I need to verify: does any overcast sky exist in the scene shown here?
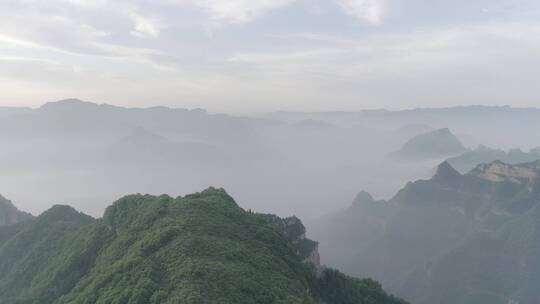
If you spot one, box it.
[1,0,539,113]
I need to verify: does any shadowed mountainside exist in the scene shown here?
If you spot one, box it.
[311,160,540,304]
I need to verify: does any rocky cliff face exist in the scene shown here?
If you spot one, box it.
[470,160,540,183]
[0,195,32,226]
[393,160,540,216]
[259,214,322,270]
[446,145,540,173]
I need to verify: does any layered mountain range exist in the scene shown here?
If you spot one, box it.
[0,188,406,304]
[3,99,540,220]
[311,159,540,304]
[0,99,433,219]
[446,145,540,173]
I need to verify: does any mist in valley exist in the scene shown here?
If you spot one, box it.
[3,100,539,220]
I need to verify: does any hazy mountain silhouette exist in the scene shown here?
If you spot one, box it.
[311,160,540,304]
[390,128,467,160]
[268,106,540,149]
[446,145,540,173]
[2,99,540,220]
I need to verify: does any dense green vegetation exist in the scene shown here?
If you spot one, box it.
[0,188,406,304]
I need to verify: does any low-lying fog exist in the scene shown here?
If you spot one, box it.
[2,99,540,220]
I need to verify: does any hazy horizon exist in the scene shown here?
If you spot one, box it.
[2,0,540,112]
[2,98,540,115]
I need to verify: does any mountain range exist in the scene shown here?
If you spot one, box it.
[1,99,540,303]
[0,99,414,218]
[311,159,540,304]
[446,145,540,173]
[0,188,406,304]
[2,99,540,221]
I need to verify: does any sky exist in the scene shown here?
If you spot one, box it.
[0,0,539,113]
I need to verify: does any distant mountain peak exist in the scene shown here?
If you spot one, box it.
[41,98,95,108]
[391,128,467,160]
[474,144,493,152]
[436,127,451,134]
[434,161,462,181]
[352,191,376,206]
[39,99,120,113]
[55,98,86,104]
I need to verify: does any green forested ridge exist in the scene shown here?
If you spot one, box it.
[0,188,406,304]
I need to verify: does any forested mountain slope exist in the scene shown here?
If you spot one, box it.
[0,188,406,304]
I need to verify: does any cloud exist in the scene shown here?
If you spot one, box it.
[1,0,540,111]
[0,56,58,65]
[171,0,297,26]
[337,0,386,24]
[222,21,540,110]
[129,13,166,39]
[0,1,178,70]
